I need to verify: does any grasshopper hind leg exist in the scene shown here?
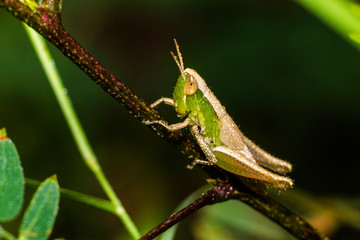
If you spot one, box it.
[213,146,293,190]
[188,126,292,190]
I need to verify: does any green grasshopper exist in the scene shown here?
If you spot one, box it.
[145,40,293,190]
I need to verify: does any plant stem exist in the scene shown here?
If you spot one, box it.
[142,182,327,240]
[25,178,115,213]
[23,25,140,239]
[160,184,213,240]
[140,182,234,240]
[0,227,17,240]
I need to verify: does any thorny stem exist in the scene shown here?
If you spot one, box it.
[0,1,326,239]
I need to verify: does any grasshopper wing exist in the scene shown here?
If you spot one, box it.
[212,146,293,190]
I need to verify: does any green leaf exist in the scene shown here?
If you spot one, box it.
[19,176,60,240]
[0,128,25,221]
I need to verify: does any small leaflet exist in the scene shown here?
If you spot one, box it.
[0,128,25,221]
[18,176,60,240]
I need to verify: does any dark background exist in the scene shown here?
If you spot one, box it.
[1,0,359,239]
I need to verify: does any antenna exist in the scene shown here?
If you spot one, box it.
[171,39,185,78]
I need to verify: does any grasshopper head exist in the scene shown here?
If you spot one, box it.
[171,40,199,117]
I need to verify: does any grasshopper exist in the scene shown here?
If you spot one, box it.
[145,40,293,190]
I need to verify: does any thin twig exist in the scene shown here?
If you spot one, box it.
[140,182,327,240]
[139,182,235,240]
[0,1,326,239]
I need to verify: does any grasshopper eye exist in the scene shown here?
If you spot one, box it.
[184,75,198,95]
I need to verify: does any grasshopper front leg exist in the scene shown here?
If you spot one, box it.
[144,97,191,131]
[150,97,174,108]
[144,117,191,131]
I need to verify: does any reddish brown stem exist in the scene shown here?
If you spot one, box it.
[0,0,205,164]
[140,182,327,240]
[139,182,235,240]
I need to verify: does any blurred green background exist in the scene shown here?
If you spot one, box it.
[1,0,360,239]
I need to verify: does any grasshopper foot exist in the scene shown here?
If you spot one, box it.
[187,159,214,169]
[186,163,195,170]
[142,120,169,127]
[142,120,152,125]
